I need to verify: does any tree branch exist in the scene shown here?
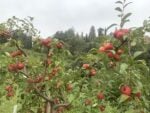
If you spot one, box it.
[14,38,55,112]
[115,39,128,51]
[15,41,27,57]
[34,86,54,104]
[20,71,54,103]
[54,103,71,109]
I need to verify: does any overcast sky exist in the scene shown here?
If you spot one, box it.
[0,0,150,37]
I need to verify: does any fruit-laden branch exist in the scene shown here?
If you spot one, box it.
[44,48,50,75]
[34,86,54,104]
[20,71,54,103]
[21,70,71,112]
[15,43,54,104]
[16,40,70,113]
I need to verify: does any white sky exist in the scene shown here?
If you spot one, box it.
[0,0,149,37]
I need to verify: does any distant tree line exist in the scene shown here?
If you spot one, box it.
[53,26,108,55]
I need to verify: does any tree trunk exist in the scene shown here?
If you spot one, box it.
[45,102,54,113]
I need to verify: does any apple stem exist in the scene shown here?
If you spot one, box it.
[15,40,27,57]
[115,39,128,51]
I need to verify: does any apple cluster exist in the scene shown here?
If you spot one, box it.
[82,64,106,111]
[82,64,97,77]
[8,49,25,72]
[40,37,52,48]
[5,85,14,97]
[8,62,24,72]
[99,42,124,61]
[40,37,64,49]
[10,50,23,57]
[113,29,129,41]
[120,85,141,99]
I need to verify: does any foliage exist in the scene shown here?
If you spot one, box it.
[115,0,132,28]
[6,16,40,37]
[0,0,150,113]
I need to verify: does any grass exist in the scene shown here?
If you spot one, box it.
[0,96,17,113]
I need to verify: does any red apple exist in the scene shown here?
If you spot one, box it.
[41,38,52,47]
[117,49,124,55]
[56,42,63,49]
[116,31,124,39]
[10,50,22,57]
[5,85,13,92]
[113,29,129,40]
[135,92,141,99]
[8,64,18,72]
[97,92,105,100]
[120,85,132,96]
[35,76,44,83]
[103,43,113,50]
[7,92,14,97]
[107,52,114,58]
[99,105,105,112]
[114,54,120,61]
[90,69,96,76]
[66,83,73,91]
[17,62,24,70]
[82,64,90,69]
[99,46,106,52]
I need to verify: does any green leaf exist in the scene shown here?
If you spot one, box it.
[13,105,18,113]
[68,94,75,102]
[92,103,98,107]
[89,48,98,54]
[120,19,130,28]
[122,13,132,21]
[109,50,116,54]
[120,63,128,74]
[115,1,123,4]
[124,2,132,8]
[4,52,10,57]
[106,24,117,31]
[124,109,136,113]
[119,94,130,103]
[118,14,122,17]
[133,51,143,58]
[115,7,122,12]
[136,80,143,89]
[131,40,136,46]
